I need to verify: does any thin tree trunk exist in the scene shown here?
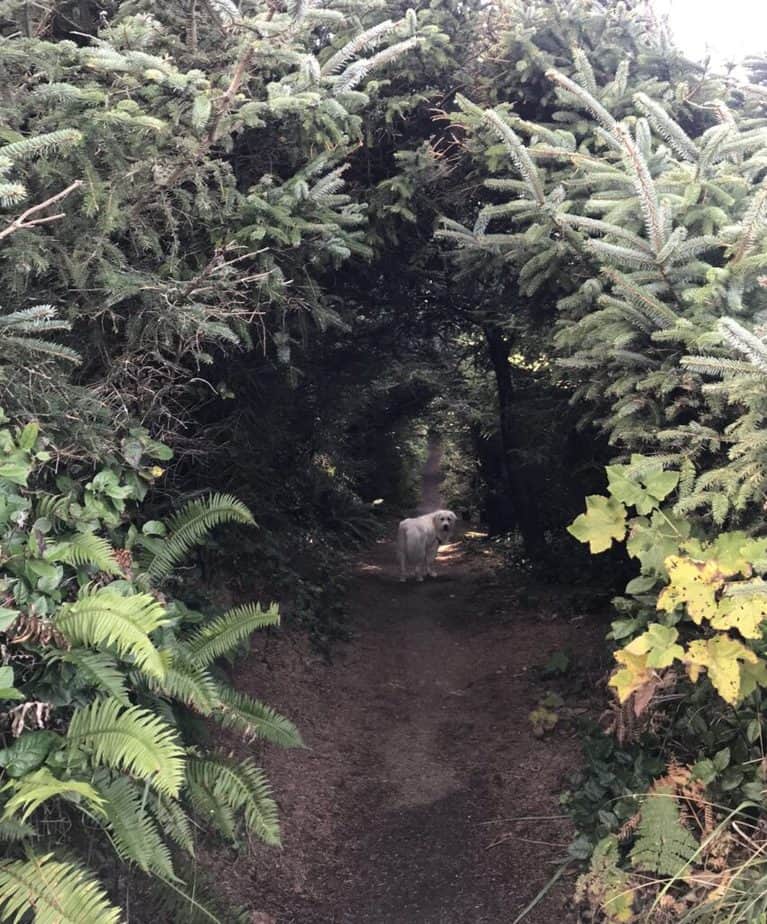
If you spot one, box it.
[483,323,545,557]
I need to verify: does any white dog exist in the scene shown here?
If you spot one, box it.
[396,509,457,582]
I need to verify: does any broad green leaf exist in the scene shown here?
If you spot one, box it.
[606,464,648,509]
[17,423,39,451]
[642,469,679,504]
[626,511,689,577]
[625,574,657,594]
[0,731,61,777]
[567,494,627,553]
[624,623,684,669]
[0,666,24,702]
[0,461,30,486]
[0,608,19,631]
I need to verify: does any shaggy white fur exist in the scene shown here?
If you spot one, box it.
[396,509,457,582]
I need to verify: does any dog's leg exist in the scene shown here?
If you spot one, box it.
[415,548,425,582]
[427,540,438,578]
[397,525,407,582]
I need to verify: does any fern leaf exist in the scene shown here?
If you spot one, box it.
[0,819,34,842]
[148,793,195,856]
[187,778,237,841]
[55,650,130,703]
[67,699,185,797]
[97,777,177,879]
[46,532,121,574]
[187,756,280,846]
[2,768,104,822]
[148,657,219,714]
[214,686,303,747]
[145,494,255,581]
[0,853,122,924]
[185,602,279,667]
[629,786,698,875]
[56,588,168,679]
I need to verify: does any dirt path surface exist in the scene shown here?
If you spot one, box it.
[205,441,603,923]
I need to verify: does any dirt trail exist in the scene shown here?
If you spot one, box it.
[205,441,603,923]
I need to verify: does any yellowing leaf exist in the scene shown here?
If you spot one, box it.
[686,635,759,705]
[657,556,723,624]
[711,593,767,639]
[568,495,627,554]
[683,531,767,578]
[610,648,653,702]
[625,623,684,669]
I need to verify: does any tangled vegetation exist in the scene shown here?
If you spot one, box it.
[2,0,767,919]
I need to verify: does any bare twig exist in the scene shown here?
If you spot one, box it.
[0,180,82,241]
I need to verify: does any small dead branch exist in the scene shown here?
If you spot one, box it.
[0,180,82,241]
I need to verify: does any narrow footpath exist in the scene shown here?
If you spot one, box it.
[204,442,603,923]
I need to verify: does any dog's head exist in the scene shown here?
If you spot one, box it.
[432,509,457,543]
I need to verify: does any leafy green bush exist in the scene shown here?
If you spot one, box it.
[0,414,301,920]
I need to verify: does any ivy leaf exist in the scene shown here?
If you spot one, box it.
[567,495,627,553]
[711,593,767,639]
[685,635,760,705]
[657,556,723,624]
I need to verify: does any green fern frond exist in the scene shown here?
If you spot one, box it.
[187,777,237,841]
[67,699,185,797]
[55,650,130,703]
[0,819,35,842]
[148,793,195,856]
[145,494,255,581]
[185,602,279,667]
[629,786,698,876]
[148,657,219,714]
[0,853,121,924]
[2,768,104,822]
[97,777,177,879]
[187,756,280,846]
[214,686,303,747]
[35,494,71,522]
[46,532,121,574]
[56,588,168,679]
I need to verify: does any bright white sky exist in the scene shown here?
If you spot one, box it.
[659,0,767,65]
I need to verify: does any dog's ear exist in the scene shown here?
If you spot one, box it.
[448,511,457,524]
[432,512,443,529]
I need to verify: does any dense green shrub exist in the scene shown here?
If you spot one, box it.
[0,414,301,919]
